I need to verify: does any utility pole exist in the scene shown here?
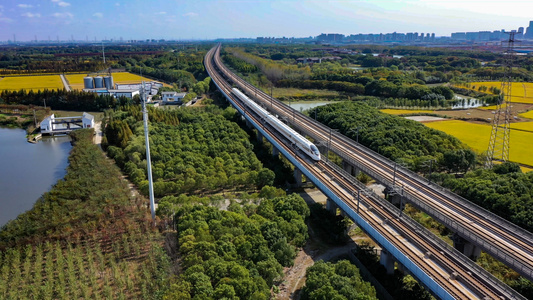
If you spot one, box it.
[270,85,273,109]
[141,82,156,225]
[102,42,106,64]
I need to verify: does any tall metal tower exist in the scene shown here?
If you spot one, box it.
[141,82,156,225]
[486,32,516,168]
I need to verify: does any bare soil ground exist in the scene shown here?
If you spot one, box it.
[432,103,533,123]
[275,189,378,299]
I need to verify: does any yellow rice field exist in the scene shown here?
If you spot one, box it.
[66,72,169,90]
[380,109,434,115]
[460,82,533,104]
[0,75,64,92]
[510,121,533,133]
[425,120,533,167]
[64,74,87,90]
[519,110,533,119]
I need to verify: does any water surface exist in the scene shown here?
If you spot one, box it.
[0,128,71,227]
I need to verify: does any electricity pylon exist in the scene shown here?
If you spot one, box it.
[486,32,517,168]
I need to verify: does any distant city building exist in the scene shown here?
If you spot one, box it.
[526,21,533,39]
[317,33,345,43]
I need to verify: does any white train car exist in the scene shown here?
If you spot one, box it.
[232,88,321,161]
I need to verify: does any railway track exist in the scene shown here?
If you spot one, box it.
[204,45,526,299]
[208,45,533,282]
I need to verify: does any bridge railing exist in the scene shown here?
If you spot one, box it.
[322,159,525,300]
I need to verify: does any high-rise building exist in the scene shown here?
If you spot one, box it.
[525,21,533,39]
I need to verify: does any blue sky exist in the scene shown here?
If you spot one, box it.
[1,0,532,41]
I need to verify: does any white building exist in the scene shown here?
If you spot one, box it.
[82,112,95,129]
[40,113,95,135]
[162,92,187,104]
[108,89,140,99]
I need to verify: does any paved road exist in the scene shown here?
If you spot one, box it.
[60,74,71,91]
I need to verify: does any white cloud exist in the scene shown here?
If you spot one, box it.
[58,2,71,7]
[18,4,33,8]
[93,12,103,18]
[51,0,60,2]
[156,12,166,15]
[183,12,198,17]
[21,12,41,18]
[53,12,73,18]
[0,11,12,23]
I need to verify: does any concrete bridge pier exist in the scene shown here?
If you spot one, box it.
[294,168,303,187]
[380,249,395,275]
[452,233,481,261]
[342,160,361,177]
[396,262,406,274]
[245,119,252,128]
[326,198,339,215]
[272,147,279,157]
[256,131,263,143]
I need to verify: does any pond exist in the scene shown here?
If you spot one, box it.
[0,128,72,227]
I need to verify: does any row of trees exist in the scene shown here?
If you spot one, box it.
[225,47,311,84]
[277,78,454,101]
[0,232,169,299]
[162,193,309,299]
[0,89,127,111]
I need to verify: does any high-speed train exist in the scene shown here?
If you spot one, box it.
[232,88,321,161]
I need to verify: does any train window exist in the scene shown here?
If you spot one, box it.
[310,145,319,155]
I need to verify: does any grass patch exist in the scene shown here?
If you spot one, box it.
[269,87,341,100]
[425,120,533,167]
[0,75,64,92]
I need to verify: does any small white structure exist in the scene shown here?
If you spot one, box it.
[40,114,54,133]
[40,112,95,135]
[82,112,94,129]
[162,92,187,104]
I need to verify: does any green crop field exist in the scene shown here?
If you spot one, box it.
[425,120,533,168]
[0,75,64,92]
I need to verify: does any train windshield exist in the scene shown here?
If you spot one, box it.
[310,145,319,155]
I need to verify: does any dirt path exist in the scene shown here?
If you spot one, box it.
[93,121,103,147]
[60,74,71,91]
[276,243,356,299]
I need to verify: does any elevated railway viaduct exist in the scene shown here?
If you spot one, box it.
[205,44,531,299]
